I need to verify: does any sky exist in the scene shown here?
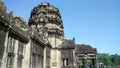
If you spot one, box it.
[3,0,120,55]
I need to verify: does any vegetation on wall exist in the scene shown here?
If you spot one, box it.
[0,0,6,11]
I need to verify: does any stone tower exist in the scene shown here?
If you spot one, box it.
[28,2,64,68]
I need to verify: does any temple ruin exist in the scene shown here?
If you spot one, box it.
[0,1,98,68]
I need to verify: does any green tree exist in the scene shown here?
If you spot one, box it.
[98,53,120,68]
[98,53,110,65]
[110,54,120,67]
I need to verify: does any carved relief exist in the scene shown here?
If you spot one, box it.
[13,16,27,31]
[28,2,64,40]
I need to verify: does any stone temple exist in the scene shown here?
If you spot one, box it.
[0,1,98,68]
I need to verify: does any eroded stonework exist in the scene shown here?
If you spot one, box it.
[0,1,98,68]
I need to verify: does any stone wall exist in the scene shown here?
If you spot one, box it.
[0,6,51,68]
[0,1,98,68]
[0,26,7,67]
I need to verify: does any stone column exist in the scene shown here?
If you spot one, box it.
[13,40,18,68]
[73,49,76,67]
[93,58,98,68]
[84,55,89,68]
[50,49,57,68]
[22,41,31,68]
[57,49,61,68]
[1,30,9,68]
[43,47,46,68]
[77,59,80,68]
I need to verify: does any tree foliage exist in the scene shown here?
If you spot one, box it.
[98,53,120,68]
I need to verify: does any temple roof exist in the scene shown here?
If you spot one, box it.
[60,39,75,49]
[75,44,97,54]
[28,2,62,25]
[28,2,63,31]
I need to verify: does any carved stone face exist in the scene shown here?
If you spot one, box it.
[13,17,27,31]
[13,18,21,27]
